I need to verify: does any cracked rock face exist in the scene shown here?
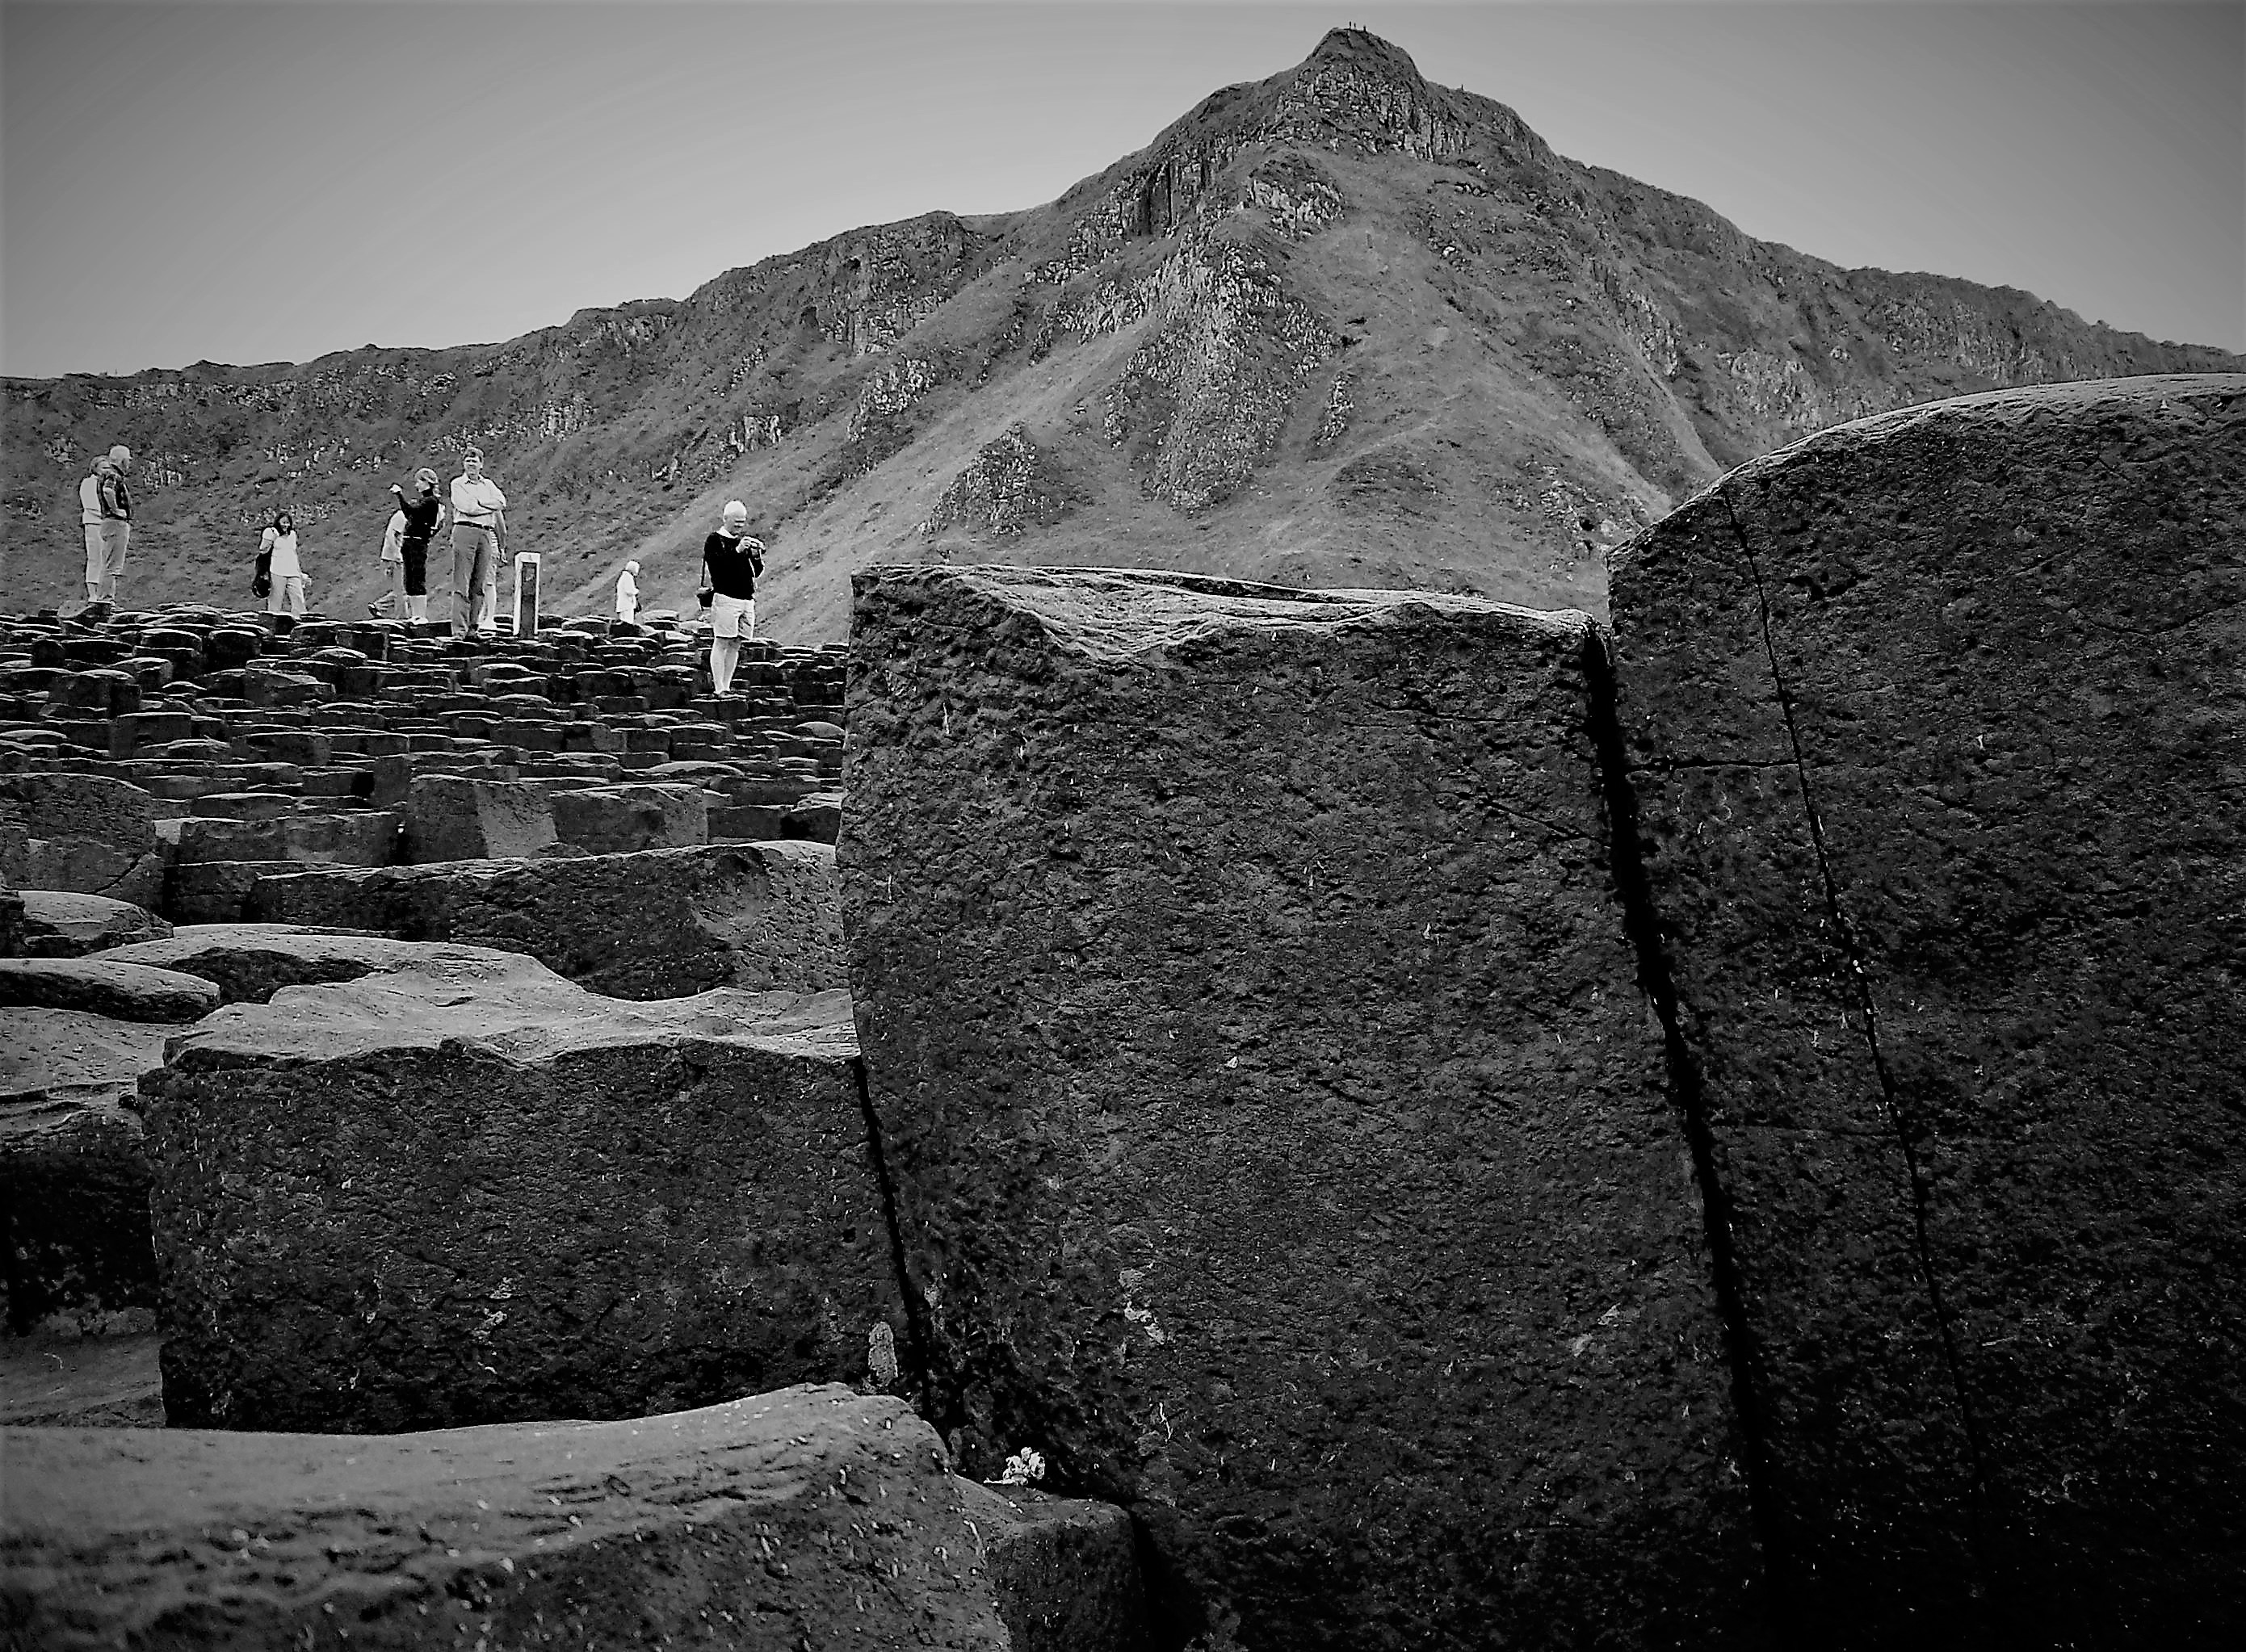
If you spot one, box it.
[141,955,902,1433]
[842,565,1759,1650]
[1607,373,2246,1645]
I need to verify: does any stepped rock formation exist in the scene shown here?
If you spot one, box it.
[838,375,2244,1647]
[6,29,2236,635]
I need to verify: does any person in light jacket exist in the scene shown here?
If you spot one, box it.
[78,447,133,606]
[260,510,308,617]
[615,560,640,625]
[447,449,507,635]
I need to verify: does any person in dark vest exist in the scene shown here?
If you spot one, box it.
[78,446,133,607]
[698,500,764,694]
[387,468,446,626]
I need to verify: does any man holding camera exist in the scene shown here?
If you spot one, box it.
[698,500,763,694]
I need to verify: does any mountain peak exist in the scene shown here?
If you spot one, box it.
[1302,25,1428,83]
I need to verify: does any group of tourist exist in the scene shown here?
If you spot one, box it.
[69,439,771,688]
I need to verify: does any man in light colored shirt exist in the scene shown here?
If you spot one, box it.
[447,448,508,635]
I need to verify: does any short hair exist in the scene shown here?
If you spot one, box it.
[107,445,131,463]
[461,447,485,463]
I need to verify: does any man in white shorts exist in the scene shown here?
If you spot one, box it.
[698,500,764,694]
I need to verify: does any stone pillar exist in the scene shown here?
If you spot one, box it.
[1607,374,2246,1644]
[843,567,1759,1649]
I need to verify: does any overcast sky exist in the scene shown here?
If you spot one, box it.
[4,0,2240,380]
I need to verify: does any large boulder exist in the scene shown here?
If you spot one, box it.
[18,889,170,958]
[1606,374,2246,1644]
[1,1006,173,1334]
[842,567,1757,1649]
[401,774,558,862]
[550,782,709,853]
[249,841,845,1000]
[2,1386,1049,1651]
[143,957,903,1432]
[0,772,162,908]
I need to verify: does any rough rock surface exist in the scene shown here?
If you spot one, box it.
[550,782,710,854]
[959,1479,1152,1652]
[102,923,502,1005]
[1606,374,2246,1646]
[843,566,1759,1649]
[250,841,844,1000]
[1,1007,172,1334]
[0,956,221,1022]
[143,957,901,1432]
[18,890,171,958]
[0,771,162,908]
[0,1328,164,1427]
[2,1386,1019,1651]
[400,774,560,862]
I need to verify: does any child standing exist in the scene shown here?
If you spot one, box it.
[371,507,407,618]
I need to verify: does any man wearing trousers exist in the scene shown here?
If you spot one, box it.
[78,446,133,606]
[447,449,507,635]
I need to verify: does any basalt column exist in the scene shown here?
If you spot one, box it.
[1606,374,2246,1647]
[843,568,1764,1651]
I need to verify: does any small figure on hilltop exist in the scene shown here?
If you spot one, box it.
[386,468,446,627]
[258,509,309,617]
[615,560,641,626]
[699,501,763,694]
[448,449,507,636]
[78,445,133,610]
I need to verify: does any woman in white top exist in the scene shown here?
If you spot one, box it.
[615,560,640,624]
[260,511,308,617]
[447,449,508,635]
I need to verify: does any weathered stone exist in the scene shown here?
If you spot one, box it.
[251,841,845,1000]
[2,1386,1021,1650]
[1606,375,2246,1643]
[103,924,481,1005]
[162,860,275,925]
[18,890,170,957]
[0,956,220,1022]
[959,1479,1152,1652]
[1,1007,171,1334]
[781,789,844,844]
[843,567,1757,1648]
[401,774,556,862]
[0,1328,163,1427]
[0,772,161,904]
[145,961,900,1432]
[549,781,708,854]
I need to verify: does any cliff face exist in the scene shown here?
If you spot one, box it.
[6,27,2236,638]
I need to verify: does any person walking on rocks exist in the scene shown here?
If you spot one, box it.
[447,449,507,635]
[78,446,133,608]
[387,468,445,626]
[259,510,309,617]
[698,501,763,694]
[615,560,641,625]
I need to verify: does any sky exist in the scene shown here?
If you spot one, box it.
[3,0,2240,380]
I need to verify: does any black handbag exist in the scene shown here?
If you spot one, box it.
[252,549,271,599]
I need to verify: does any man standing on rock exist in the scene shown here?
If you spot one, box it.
[78,446,133,609]
[698,501,763,694]
[447,449,506,635]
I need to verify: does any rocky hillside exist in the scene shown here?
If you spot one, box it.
[6,27,2237,640]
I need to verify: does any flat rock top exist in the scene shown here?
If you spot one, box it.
[0,957,220,1023]
[0,1007,174,1105]
[860,564,1591,661]
[19,890,169,945]
[103,923,522,979]
[6,1384,918,1541]
[170,958,857,1070]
